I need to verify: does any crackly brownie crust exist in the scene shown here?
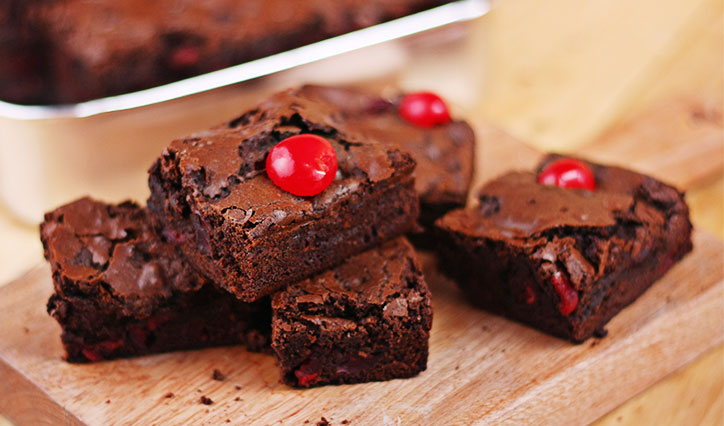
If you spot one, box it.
[435,155,692,342]
[41,197,270,362]
[296,85,476,232]
[18,0,455,104]
[148,88,419,302]
[271,237,432,387]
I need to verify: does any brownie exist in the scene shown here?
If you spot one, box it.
[271,237,432,387]
[19,0,456,104]
[435,155,693,342]
[0,1,48,105]
[297,85,476,233]
[41,197,270,363]
[148,87,419,302]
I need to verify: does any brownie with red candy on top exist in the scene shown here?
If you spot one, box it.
[435,155,692,342]
[148,87,419,302]
[296,85,476,237]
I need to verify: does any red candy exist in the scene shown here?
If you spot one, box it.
[551,271,578,316]
[524,285,536,305]
[81,339,123,362]
[266,134,338,197]
[398,92,451,128]
[538,158,596,191]
[170,45,201,68]
[294,360,320,387]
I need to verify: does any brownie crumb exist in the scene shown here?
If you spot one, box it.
[200,396,214,405]
[593,327,609,338]
[317,417,330,426]
[454,365,460,370]
[105,400,111,404]
[235,385,242,390]
[23,327,30,334]
[226,420,231,423]
[212,369,227,381]
[163,392,175,399]
[234,397,242,402]
[342,421,349,425]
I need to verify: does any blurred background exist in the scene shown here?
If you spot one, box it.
[0,0,722,424]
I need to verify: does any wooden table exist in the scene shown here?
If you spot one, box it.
[1,0,721,424]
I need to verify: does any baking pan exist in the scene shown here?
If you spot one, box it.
[0,0,489,224]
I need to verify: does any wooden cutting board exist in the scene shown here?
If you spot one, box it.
[0,99,722,426]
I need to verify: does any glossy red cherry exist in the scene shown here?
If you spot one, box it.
[538,158,596,190]
[551,271,578,316]
[266,134,338,197]
[398,92,451,128]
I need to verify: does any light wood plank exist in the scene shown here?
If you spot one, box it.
[583,96,723,190]
[0,231,721,426]
[596,344,724,426]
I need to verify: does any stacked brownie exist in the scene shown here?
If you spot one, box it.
[4,0,457,104]
[43,85,472,387]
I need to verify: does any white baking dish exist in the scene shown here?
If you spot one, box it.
[0,0,489,224]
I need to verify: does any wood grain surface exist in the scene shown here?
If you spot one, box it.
[1,0,723,424]
[0,231,721,426]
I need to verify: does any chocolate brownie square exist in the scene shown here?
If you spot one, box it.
[41,197,270,363]
[271,237,432,387]
[297,85,476,232]
[148,88,419,302]
[435,155,693,342]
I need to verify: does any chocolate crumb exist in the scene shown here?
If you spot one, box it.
[234,397,242,402]
[200,396,214,405]
[455,365,460,370]
[317,417,330,426]
[212,369,227,381]
[342,421,349,425]
[23,327,29,334]
[105,400,110,404]
[197,389,203,393]
[226,420,231,423]
[593,327,608,338]
[235,385,242,390]
[163,392,175,399]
